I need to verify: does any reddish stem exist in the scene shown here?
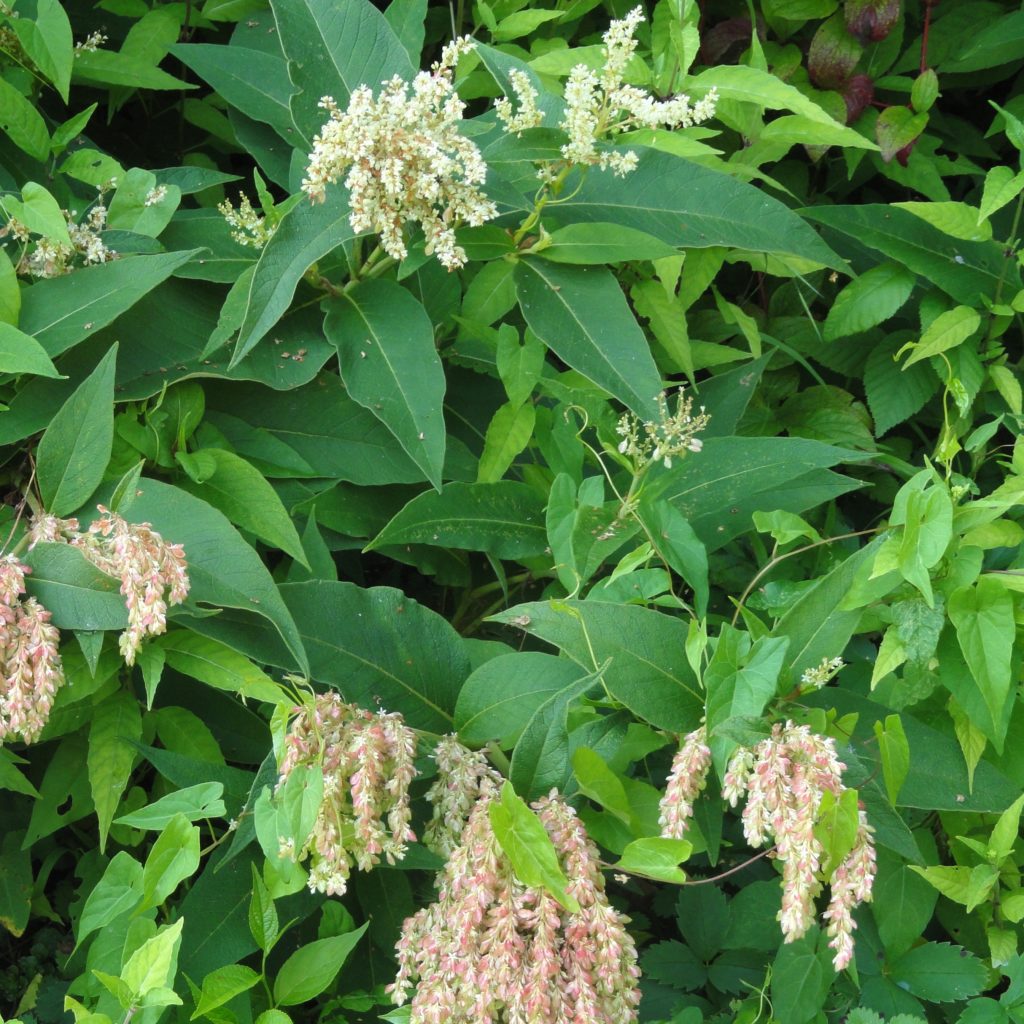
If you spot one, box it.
[920,0,937,73]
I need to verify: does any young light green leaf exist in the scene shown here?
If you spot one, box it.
[901,306,980,369]
[824,263,916,341]
[0,78,50,161]
[141,813,201,909]
[75,852,144,947]
[813,787,861,876]
[191,964,260,1020]
[159,630,286,705]
[248,864,278,952]
[121,918,185,1000]
[873,715,910,805]
[272,924,368,1006]
[988,794,1024,863]
[489,782,579,912]
[10,0,74,101]
[478,401,536,483]
[114,783,226,830]
[616,838,692,884]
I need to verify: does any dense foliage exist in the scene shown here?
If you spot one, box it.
[1,0,1023,1023]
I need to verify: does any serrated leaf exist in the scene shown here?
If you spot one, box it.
[824,263,916,341]
[889,942,987,1002]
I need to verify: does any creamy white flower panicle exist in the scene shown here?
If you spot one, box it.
[721,720,876,969]
[218,193,275,249]
[616,388,711,470]
[494,69,544,136]
[302,37,498,270]
[277,694,418,896]
[559,6,718,175]
[800,656,845,691]
[5,203,116,279]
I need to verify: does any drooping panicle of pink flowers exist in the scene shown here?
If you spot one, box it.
[277,692,417,896]
[30,506,190,665]
[658,723,711,839]
[422,735,503,858]
[0,556,65,744]
[721,720,876,969]
[391,782,641,1024]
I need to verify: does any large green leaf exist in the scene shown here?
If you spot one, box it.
[645,436,866,551]
[279,580,470,731]
[824,263,916,341]
[36,343,116,516]
[803,204,1016,306]
[324,279,446,487]
[233,189,355,364]
[270,0,413,142]
[0,322,61,378]
[273,926,368,1006]
[889,943,987,1002]
[516,259,662,418]
[557,149,844,269]
[23,543,128,631]
[368,481,548,559]
[490,601,703,732]
[119,479,308,673]
[71,49,193,90]
[204,376,425,485]
[171,44,294,137]
[18,251,200,357]
[10,0,73,101]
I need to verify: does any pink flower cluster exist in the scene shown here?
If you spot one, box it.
[722,720,876,970]
[0,556,64,744]
[658,724,711,839]
[277,693,417,896]
[392,744,641,1024]
[30,506,190,665]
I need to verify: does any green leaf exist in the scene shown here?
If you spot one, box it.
[456,652,582,746]
[0,749,38,798]
[325,279,446,488]
[141,813,201,909]
[0,322,62,378]
[76,851,143,946]
[178,448,308,566]
[18,251,200,358]
[72,49,193,90]
[0,76,50,161]
[572,747,632,823]
[516,259,661,419]
[270,0,413,141]
[272,925,368,1006]
[873,861,938,958]
[280,580,468,732]
[248,864,278,952]
[560,149,844,268]
[864,334,940,436]
[824,263,916,341]
[615,837,692,884]
[122,479,308,673]
[10,0,74,101]
[489,781,579,912]
[636,497,709,616]
[36,343,116,516]
[989,793,1024,863]
[979,165,1024,224]
[368,481,548,559]
[0,831,33,937]
[115,783,225,830]
[0,249,19,325]
[874,715,910,805]
[948,578,1015,749]
[902,306,980,369]
[478,401,536,483]
[493,8,562,40]
[159,631,285,704]
[509,666,604,799]
[876,106,928,163]
[384,0,427,63]
[490,601,703,733]
[889,943,988,1002]
[171,44,294,136]
[22,543,127,630]
[813,787,861,876]
[121,918,185,999]
[539,223,679,264]
[771,930,831,1024]
[803,204,1016,306]
[232,188,355,364]
[87,688,142,852]
[191,964,260,1020]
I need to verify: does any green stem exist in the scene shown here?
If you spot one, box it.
[995,190,1024,306]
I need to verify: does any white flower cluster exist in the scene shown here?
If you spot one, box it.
[2,203,115,279]
[301,38,498,270]
[800,656,845,691]
[616,388,710,470]
[74,30,107,54]
[495,69,543,136]
[218,193,275,249]
[561,7,718,175]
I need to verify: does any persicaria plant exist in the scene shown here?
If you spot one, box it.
[0,1,1022,1024]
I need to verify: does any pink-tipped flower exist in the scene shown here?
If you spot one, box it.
[822,810,876,969]
[391,789,641,1024]
[659,724,712,839]
[277,693,418,895]
[0,556,65,745]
